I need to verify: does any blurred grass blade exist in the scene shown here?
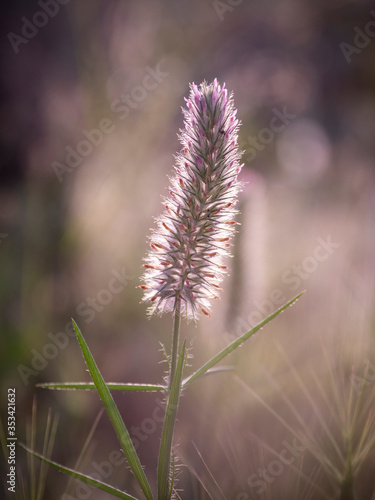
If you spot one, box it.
[183,292,304,388]
[72,319,153,500]
[157,340,187,500]
[191,442,226,500]
[20,444,139,500]
[37,382,165,392]
[36,408,59,500]
[203,366,235,377]
[26,395,37,500]
[234,375,333,498]
[65,409,104,494]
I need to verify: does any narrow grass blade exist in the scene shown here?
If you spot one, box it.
[20,444,139,500]
[181,461,215,500]
[157,340,187,500]
[203,366,236,377]
[36,408,59,500]
[276,345,345,467]
[37,382,165,392]
[191,442,226,500]
[72,319,153,500]
[65,409,104,494]
[27,396,37,500]
[183,292,304,387]
[234,376,333,499]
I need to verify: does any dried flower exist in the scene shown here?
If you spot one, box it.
[141,79,243,320]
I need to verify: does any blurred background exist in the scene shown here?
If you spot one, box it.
[1,0,375,498]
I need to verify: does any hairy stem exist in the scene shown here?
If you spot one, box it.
[169,301,181,393]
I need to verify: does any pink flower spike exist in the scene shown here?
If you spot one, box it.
[141,80,243,320]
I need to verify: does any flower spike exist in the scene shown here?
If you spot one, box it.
[141,79,243,320]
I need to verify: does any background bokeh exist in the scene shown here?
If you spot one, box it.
[1,1,375,499]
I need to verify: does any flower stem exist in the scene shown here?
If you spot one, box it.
[339,436,356,500]
[169,301,181,393]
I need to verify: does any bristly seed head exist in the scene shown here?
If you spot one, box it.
[141,79,243,320]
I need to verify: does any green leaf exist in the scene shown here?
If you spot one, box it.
[36,382,165,392]
[182,292,304,388]
[20,443,139,500]
[71,319,153,500]
[157,340,187,500]
[203,366,235,377]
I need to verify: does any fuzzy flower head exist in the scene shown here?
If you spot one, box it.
[141,79,243,320]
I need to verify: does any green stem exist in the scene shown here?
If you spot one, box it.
[169,301,181,393]
[157,341,186,500]
[339,436,355,500]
